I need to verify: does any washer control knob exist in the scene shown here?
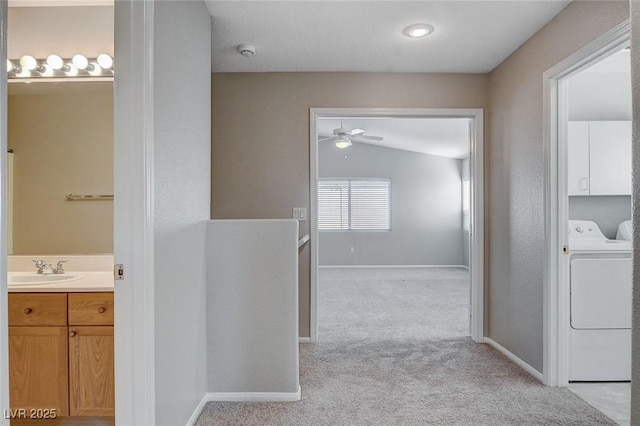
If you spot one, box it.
[576,226,584,233]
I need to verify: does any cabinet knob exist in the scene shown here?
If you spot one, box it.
[69,331,76,337]
[98,307,106,314]
[23,308,32,314]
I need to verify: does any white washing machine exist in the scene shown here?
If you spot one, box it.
[568,220,632,381]
[616,219,632,241]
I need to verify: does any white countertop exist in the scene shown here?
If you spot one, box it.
[8,271,114,293]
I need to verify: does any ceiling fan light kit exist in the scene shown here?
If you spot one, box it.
[334,138,352,149]
[318,120,384,149]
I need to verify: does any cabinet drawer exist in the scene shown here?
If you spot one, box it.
[8,294,67,326]
[68,293,114,325]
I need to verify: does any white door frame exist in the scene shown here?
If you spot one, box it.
[113,0,156,423]
[0,2,156,424]
[542,20,630,387]
[0,2,10,424]
[309,107,485,343]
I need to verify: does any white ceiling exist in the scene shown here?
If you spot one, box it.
[317,117,470,159]
[206,1,570,73]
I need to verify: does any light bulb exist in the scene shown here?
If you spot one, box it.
[88,61,103,76]
[20,55,38,71]
[97,54,113,69]
[42,64,55,77]
[403,24,435,39]
[409,28,427,37]
[335,139,352,149]
[47,54,64,70]
[72,54,89,70]
[66,63,78,76]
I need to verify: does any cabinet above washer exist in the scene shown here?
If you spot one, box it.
[568,121,631,196]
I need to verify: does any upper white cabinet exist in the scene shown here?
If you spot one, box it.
[567,120,631,196]
[568,121,590,196]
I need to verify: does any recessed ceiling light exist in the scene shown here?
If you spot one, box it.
[404,24,435,38]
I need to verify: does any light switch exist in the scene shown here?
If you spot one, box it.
[293,207,307,222]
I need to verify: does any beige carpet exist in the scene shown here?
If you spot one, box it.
[196,267,615,425]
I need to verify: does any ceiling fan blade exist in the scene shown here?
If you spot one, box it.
[357,135,384,141]
[345,128,365,136]
[318,135,337,142]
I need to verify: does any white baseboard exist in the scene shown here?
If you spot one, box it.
[208,386,301,402]
[186,393,211,426]
[299,337,311,343]
[187,387,302,424]
[483,337,543,382]
[319,264,469,269]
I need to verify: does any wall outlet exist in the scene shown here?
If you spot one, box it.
[349,247,355,254]
[293,207,307,222]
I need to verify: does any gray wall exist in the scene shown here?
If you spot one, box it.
[569,196,631,239]
[319,141,463,266]
[462,158,470,267]
[211,73,489,338]
[568,72,631,121]
[488,0,629,373]
[153,2,210,424]
[629,2,640,422]
[207,220,299,393]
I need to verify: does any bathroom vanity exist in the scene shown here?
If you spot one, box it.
[7,270,114,417]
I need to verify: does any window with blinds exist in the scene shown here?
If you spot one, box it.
[318,179,390,231]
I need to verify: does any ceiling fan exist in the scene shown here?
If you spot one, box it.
[318,120,384,149]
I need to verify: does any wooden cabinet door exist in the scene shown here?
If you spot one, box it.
[68,326,115,416]
[9,326,69,416]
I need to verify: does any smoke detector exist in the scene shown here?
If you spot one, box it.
[237,44,256,57]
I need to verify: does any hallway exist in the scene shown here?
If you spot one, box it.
[196,267,612,425]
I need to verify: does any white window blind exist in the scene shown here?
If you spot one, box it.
[318,179,390,231]
[462,180,470,232]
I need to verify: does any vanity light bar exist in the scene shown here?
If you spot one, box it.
[7,54,114,79]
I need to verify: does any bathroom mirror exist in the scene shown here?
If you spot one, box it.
[8,81,114,255]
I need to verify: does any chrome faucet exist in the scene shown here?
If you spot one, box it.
[55,261,68,274]
[33,260,53,274]
[33,260,68,274]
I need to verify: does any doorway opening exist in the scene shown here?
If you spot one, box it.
[309,108,484,344]
[4,5,115,423]
[543,18,631,425]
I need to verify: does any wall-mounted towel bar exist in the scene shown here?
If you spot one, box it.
[66,194,114,201]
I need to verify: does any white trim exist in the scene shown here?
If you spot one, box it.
[185,393,210,426]
[310,108,484,344]
[484,338,544,383]
[319,265,469,269]
[0,2,9,425]
[113,0,156,424]
[542,20,630,387]
[299,337,311,343]
[205,387,302,402]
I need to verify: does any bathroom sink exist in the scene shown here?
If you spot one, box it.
[8,273,83,286]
